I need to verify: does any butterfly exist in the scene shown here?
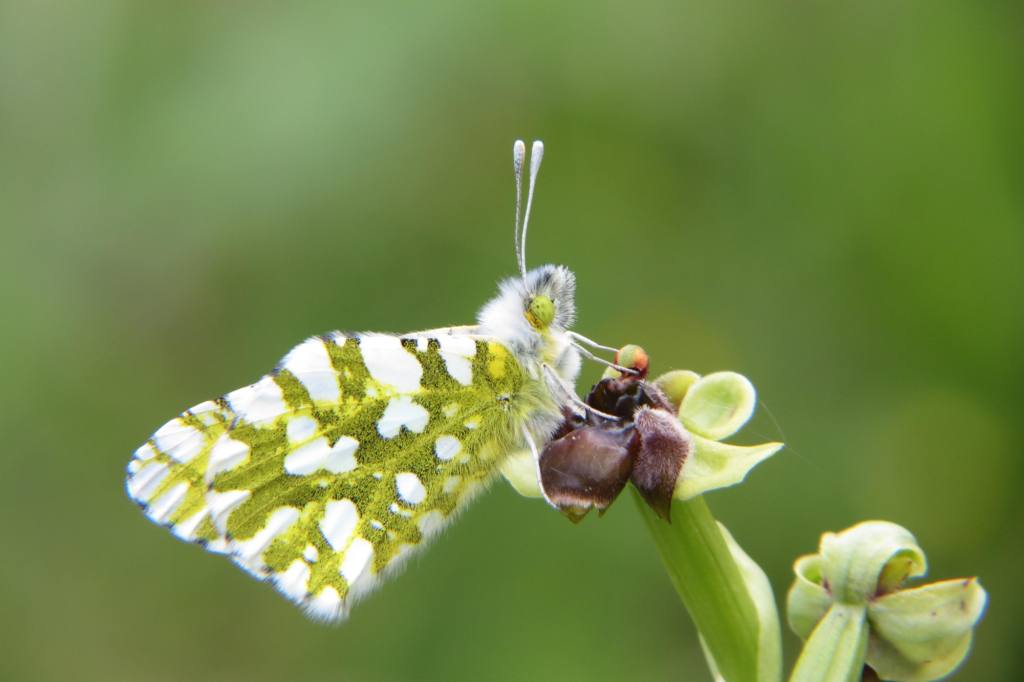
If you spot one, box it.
[125,140,640,622]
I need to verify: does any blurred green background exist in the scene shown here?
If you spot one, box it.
[1,2,1021,680]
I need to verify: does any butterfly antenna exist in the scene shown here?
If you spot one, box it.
[520,140,544,283]
[513,140,527,281]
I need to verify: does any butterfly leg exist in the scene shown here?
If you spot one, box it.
[541,364,621,422]
[567,331,620,354]
[570,342,639,376]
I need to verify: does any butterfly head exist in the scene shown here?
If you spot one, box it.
[478,264,576,350]
[510,140,576,332]
[523,264,576,331]
[477,141,578,364]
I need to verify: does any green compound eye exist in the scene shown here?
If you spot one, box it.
[525,295,555,330]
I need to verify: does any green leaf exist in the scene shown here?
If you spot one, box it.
[717,522,783,682]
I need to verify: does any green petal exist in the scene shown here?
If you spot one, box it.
[820,521,927,604]
[499,449,544,498]
[679,372,756,440]
[865,578,987,681]
[653,369,701,408]
[674,436,782,501]
[787,554,833,639]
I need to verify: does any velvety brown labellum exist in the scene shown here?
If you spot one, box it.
[630,407,691,522]
[539,360,691,523]
[539,424,639,523]
[585,377,675,419]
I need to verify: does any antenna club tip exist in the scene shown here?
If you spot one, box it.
[529,141,545,173]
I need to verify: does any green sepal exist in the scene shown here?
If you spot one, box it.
[790,602,869,682]
[866,578,987,681]
[678,371,756,440]
[674,436,783,501]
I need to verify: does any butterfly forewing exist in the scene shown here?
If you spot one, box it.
[126,331,527,621]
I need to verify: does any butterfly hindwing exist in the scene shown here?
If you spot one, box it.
[125,399,235,550]
[126,331,528,620]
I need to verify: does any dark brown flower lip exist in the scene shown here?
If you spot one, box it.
[539,365,690,523]
[539,422,639,523]
[630,406,691,522]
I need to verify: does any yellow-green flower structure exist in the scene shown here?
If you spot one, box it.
[788,521,988,682]
[501,346,785,682]
[499,354,783,511]
[658,366,781,501]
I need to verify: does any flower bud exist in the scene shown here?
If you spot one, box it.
[788,521,988,681]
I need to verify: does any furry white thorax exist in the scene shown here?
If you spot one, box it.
[477,264,581,388]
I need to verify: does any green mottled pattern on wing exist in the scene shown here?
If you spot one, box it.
[125,332,533,621]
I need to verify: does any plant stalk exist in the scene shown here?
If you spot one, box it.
[635,491,778,682]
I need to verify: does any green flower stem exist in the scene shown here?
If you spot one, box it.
[635,491,778,682]
[789,603,868,682]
